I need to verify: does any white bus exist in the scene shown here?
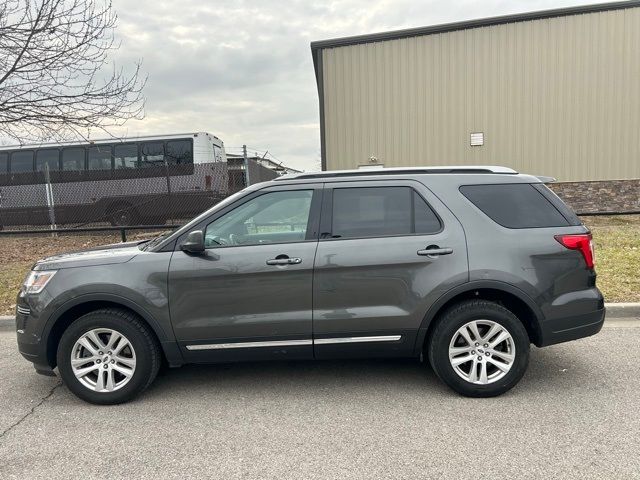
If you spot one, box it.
[0,132,230,227]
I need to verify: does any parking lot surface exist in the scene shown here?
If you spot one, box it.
[1,323,639,479]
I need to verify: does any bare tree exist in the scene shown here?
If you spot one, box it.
[0,0,145,143]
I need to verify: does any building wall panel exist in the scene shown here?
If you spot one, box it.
[321,7,640,181]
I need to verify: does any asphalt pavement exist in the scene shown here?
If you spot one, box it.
[1,321,639,479]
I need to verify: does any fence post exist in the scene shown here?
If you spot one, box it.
[44,164,57,236]
[243,144,250,186]
[120,228,127,242]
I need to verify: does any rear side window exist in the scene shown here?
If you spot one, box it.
[331,186,441,239]
[460,184,572,228]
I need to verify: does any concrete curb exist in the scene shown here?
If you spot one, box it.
[0,315,15,331]
[0,303,638,331]
[604,303,640,319]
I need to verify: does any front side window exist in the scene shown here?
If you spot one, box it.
[88,145,112,170]
[205,190,313,247]
[166,140,193,165]
[141,142,164,167]
[10,151,34,173]
[114,144,138,169]
[36,149,60,172]
[0,153,7,173]
[331,186,441,239]
[62,148,85,171]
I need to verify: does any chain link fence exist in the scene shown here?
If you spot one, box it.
[0,159,278,233]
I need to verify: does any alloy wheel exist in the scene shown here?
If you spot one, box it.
[448,320,515,385]
[70,328,137,392]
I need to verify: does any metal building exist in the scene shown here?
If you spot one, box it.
[311,1,640,181]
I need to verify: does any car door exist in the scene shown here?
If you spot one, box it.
[313,179,468,359]
[168,184,322,362]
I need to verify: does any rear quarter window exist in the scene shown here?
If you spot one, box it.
[460,183,576,229]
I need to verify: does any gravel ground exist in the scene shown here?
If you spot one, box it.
[1,323,639,479]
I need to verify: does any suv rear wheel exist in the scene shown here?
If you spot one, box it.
[428,300,530,397]
[57,309,161,405]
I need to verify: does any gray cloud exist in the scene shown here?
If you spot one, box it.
[109,0,605,171]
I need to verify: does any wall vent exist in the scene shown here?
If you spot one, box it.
[470,132,484,146]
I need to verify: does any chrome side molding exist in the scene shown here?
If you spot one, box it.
[185,335,402,351]
[314,335,402,345]
[186,339,312,351]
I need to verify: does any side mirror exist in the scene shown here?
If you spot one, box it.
[181,230,205,254]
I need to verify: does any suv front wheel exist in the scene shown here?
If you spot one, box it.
[57,309,161,405]
[428,300,530,397]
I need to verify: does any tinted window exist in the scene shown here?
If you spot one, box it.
[413,191,442,234]
[532,184,581,226]
[114,144,138,169]
[88,145,112,170]
[10,151,34,173]
[62,148,85,170]
[205,190,313,247]
[460,184,570,228]
[331,187,441,239]
[141,142,164,167]
[166,140,192,165]
[0,153,7,173]
[36,149,60,172]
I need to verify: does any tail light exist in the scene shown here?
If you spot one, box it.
[554,233,594,269]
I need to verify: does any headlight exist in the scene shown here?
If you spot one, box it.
[21,270,57,295]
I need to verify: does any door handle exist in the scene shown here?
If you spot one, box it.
[266,256,302,266]
[417,246,453,257]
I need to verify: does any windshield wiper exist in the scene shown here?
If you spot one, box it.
[140,231,170,251]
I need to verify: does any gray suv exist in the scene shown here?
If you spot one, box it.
[16,166,605,404]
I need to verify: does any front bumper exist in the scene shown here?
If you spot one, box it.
[16,302,56,376]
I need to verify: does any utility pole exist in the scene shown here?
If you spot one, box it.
[243,144,250,186]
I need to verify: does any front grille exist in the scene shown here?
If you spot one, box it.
[16,305,30,316]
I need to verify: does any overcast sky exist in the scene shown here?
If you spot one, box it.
[111,0,604,171]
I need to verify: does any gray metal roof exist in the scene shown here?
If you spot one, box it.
[310,1,640,53]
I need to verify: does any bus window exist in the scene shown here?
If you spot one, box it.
[88,145,113,170]
[62,147,85,170]
[213,145,223,162]
[141,142,164,167]
[36,149,60,172]
[114,144,138,169]
[0,153,7,173]
[166,140,193,165]
[10,151,34,173]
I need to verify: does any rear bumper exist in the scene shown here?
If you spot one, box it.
[538,307,605,347]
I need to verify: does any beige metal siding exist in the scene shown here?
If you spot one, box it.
[321,7,640,181]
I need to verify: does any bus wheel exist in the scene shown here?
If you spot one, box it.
[107,204,139,226]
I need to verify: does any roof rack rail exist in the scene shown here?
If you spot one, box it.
[275,165,518,181]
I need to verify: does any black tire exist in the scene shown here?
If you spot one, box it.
[57,308,161,405]
[427,300,530,397]
[107,203,139,226]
